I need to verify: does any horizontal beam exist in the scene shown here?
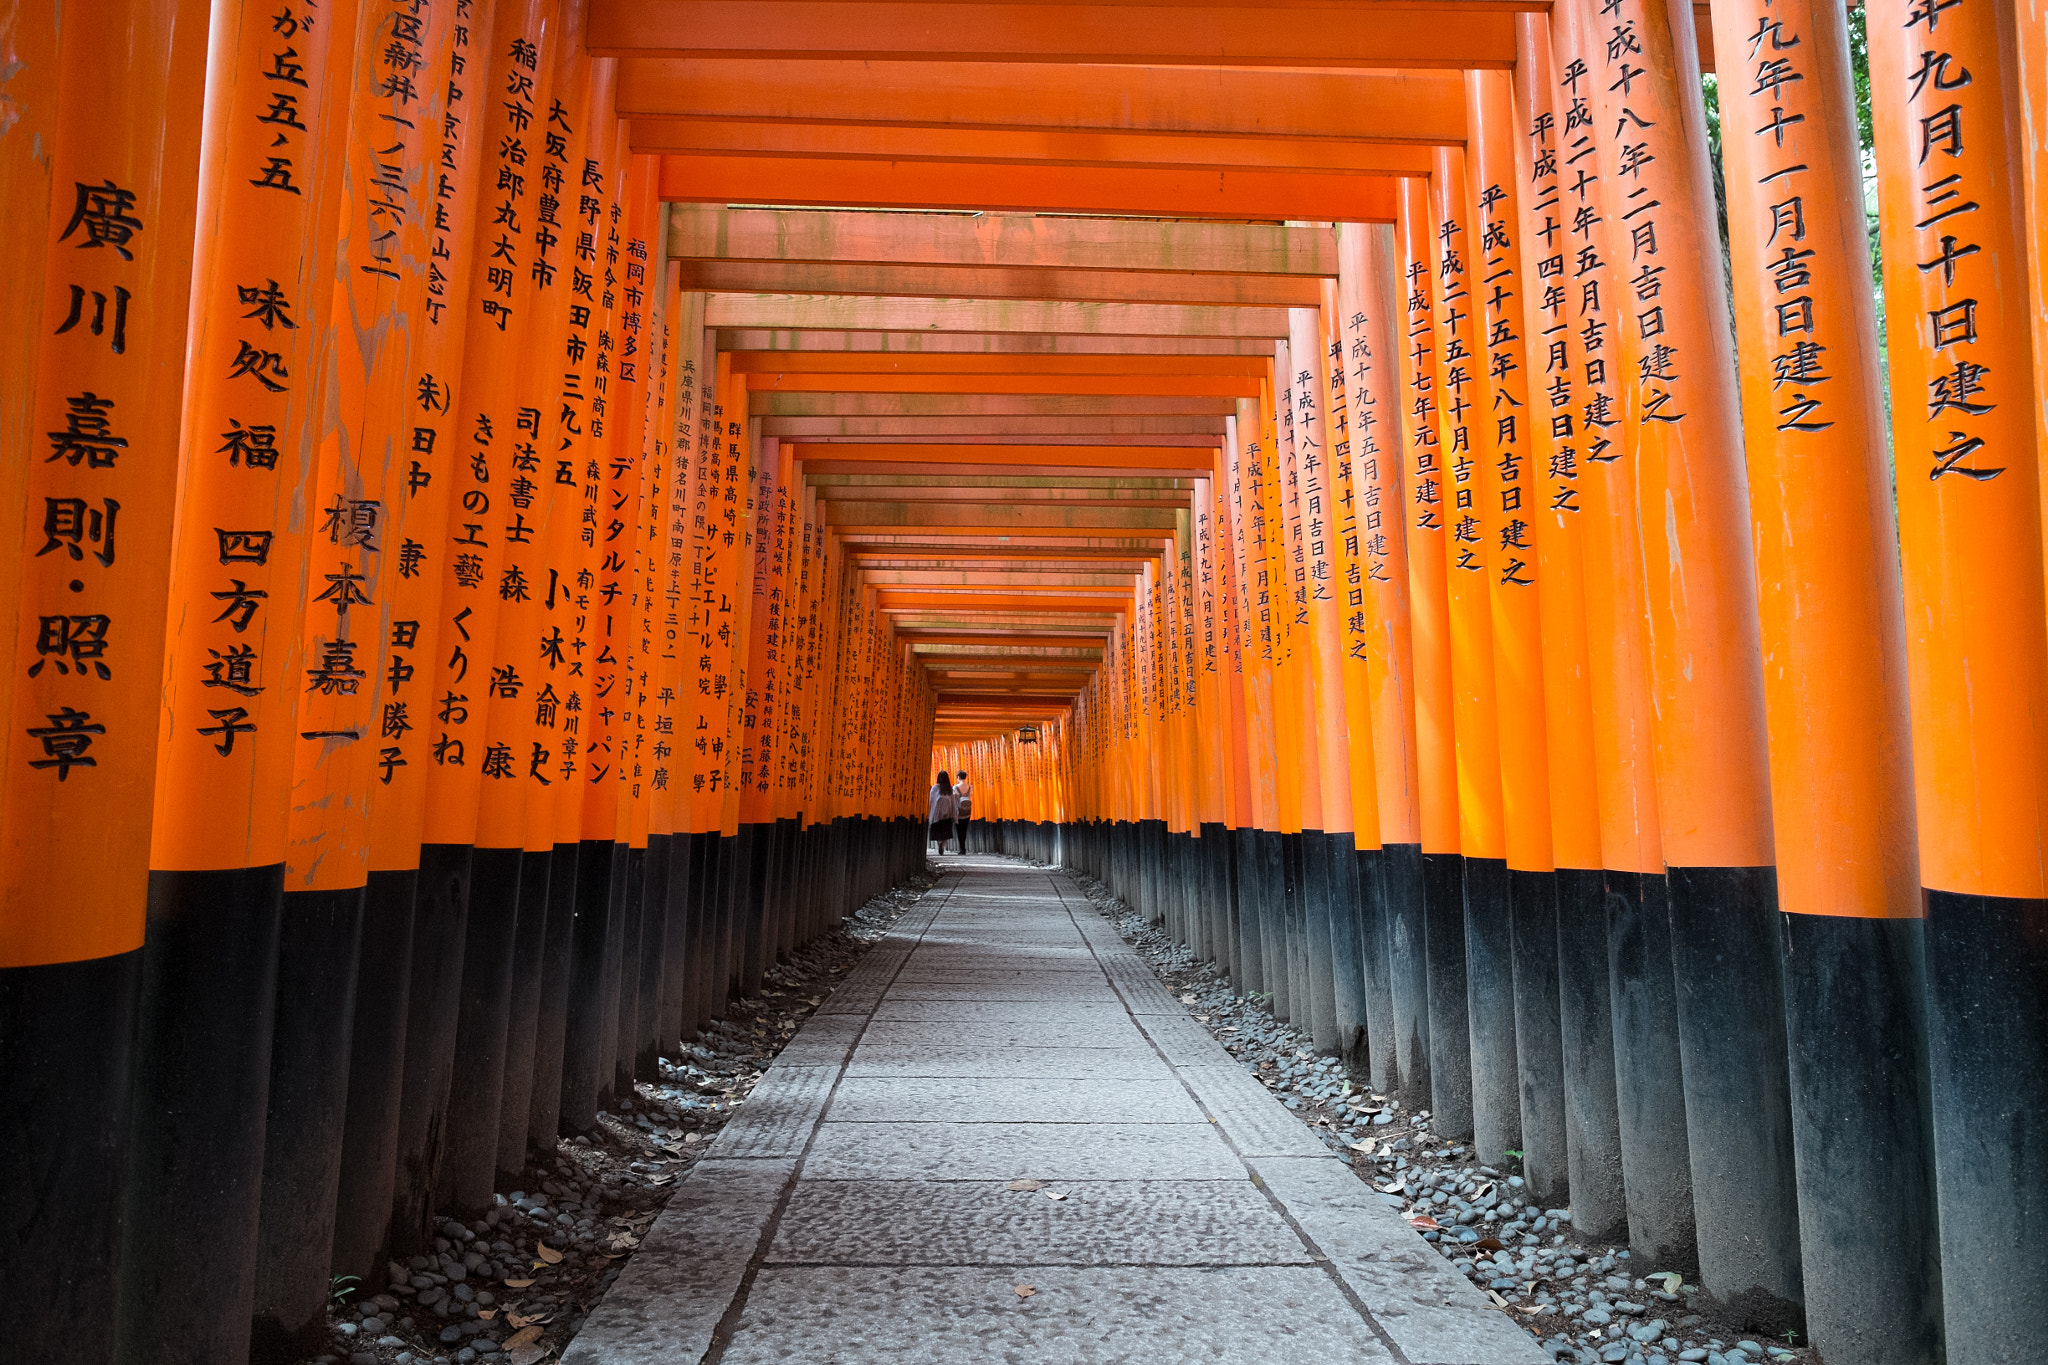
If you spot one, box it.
[658,154,1401,221]
[679,259,1320,306]
[714,330,1277,355]
[756,393,1233,417]
[617,60,1468,142]
[588,3,1520,69]
[634,119,1433,177]
[826,502,1178,530]
[902,632,1108,648]
[669,205,1339,275]
[820,486,1189,507]
[733,353,1268,376]
[747,372,1260,397]
[764,420,1224,440]
[702,293,1291,336]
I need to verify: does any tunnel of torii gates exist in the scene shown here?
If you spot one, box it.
[5,0,2048,1361]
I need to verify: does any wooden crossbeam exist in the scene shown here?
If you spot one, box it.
[702,294,1291,336]
[715,331,1279,356]
[587,2,1522,69]
[753,393,1234,417]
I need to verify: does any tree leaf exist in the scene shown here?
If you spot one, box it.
[1015,1285,1036,1298]
[504,1278,535,1289]
[536,1241,563,1265]
[1005,1179,1043,1191]
[503,1325,544,1349]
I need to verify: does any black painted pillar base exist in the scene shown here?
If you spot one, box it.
[1507,869,1566,1208]
[1463,856,1519,1164]
[1281,832,1306,1023]
[495,850,552,1181]
[606,843,645,1100]
[1257,829,1287,1018]
[1781,912,1941,1365]
[637,834,673,1079]
[526,842,581,1159]
[250,884,367,1365]
[1423,851,1472,1139]
[388,844,472,1260]
[117,864,285,1365]
[1352,843,1393,1088]
[1925,888,2048,1365]
[559,840,617,1133]
[2,948,140,1365]
[1232,825,1264,996]
[1324,832,1369,1066]
[1554,866,1625,1246]
[440,847,523,1215]
[1381,843,1430,1107]
[1666,865,1803,1333]
[1604,868,1697,1272]
[329,869,416,1284]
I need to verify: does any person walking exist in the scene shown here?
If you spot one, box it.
[927,771,958,857]
[953,771,973,852]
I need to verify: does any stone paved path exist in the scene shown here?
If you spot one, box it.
[565,856,1548,1365]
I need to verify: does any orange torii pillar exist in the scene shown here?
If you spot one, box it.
[1509,9,1629,1248]
[125,0,358,1357]
[1582,0,1803,1324]
[1434,143,1517,1161]
[1716,0,1945,1357]
[1338,225,1426,1102]
[1225,404,1283,999]
[1551,0,1698,1273]
[1468,67,1568,1207]
[1871,0,2048,1359]
[1396,174,1472,1138]
[250,0,473,1353]
[0,3,207,1360]
[326,0,498,1291]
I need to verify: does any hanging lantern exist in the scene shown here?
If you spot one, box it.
[1018,725,1039,744]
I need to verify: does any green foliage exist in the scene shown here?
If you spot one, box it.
[330,1274,361,1308]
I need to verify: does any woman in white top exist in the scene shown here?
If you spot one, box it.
[927,771,959,855]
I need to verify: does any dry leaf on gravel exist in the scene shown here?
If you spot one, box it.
[504,1325,544,1349]
[535,1241,563,1264]
[1015,1285,1036,1298]
[507,1343,551,1365]
[503,1277,535,1289]
[1005,1179,1043,1191]
[1408,1215,1440,1230]
[1042,1189,1066,1202]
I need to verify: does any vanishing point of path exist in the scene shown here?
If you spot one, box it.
[563,856,1548,1365]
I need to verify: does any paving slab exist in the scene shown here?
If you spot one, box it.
[570,855,1551,1365]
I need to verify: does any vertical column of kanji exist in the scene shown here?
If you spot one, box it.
[736,436,786,988]
[329,0,493,1288]
[1190,465,1229,975]
[528,56,620,1154]
[1552,0,1696,1273]
[1585,0,1802,1321]
[1294,304,1372,1063]
[251,0,450,1351]
[789,482,823,918]
[1716,0,1942,1356]
[1397,176,1470,1137]
[0,4,206,1360]
[1240,399,1291,1015]
[128,0,359,1355]
[1221,412,1271,995]
[1340,222,1429,1105]
[1509,8,1627,1250]
[1213,445,1256,988]
[697,358,746,1007]
[1179,505,1206,950]
[1266,356,1316,1016]
[1432,145,1515,1161]
[1328,257,1396,1097]
[392,0,550,1252]
[657,284,704,1038]
[1871,1,2048,1358]
[1468,68,1564,1208]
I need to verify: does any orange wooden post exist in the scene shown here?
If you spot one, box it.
[1507,8,1628,1248]
[328,0,498,1288]
[1580,0,1801,1321]
[396,0,554,1247]
[129,0,361,1354]
[253,0,469,1345]
[1547,0,1697,1271]
[1225,403,1282,997]
[1710,0,1943,1355]
[1467,65,1568,1207]
[1337,224,1425,1100]
[1869,1,2048,1358]
[1396,173,1470,1137]
[1432,144,1515,1161]
[0,3,208,1358]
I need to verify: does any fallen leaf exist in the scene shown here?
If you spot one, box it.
[1486,1290,1509,1309]
[1179,994,1198,1004]
[504,1325,544,1349]
[504,1277,535,1289]
[1015,1285,1036,1298]
[478,1309,497,1320]
[1649,1271,1683,1294]
[1474,1238,1505,1252]
[1349,1140,1377,1156]
[535,1241,563,1265]
[507,1343,551,1365]
[1408,1215,1440,1230]
[1376,1182,1406,1195]
[1042,1189,1067,1202]
[1006,1178,1044,1191]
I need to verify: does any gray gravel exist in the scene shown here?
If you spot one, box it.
[1068,871,1821,1365]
